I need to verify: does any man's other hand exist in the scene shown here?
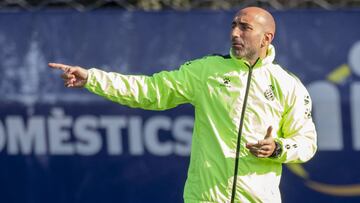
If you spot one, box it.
[246,126,276,158]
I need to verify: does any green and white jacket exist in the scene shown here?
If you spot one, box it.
[85,45,317,203]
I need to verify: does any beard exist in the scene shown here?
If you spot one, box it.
[231,44,257,61]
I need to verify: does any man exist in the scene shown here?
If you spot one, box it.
[49,6,317,203]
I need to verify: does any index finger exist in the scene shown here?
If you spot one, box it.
[48,63,71,71]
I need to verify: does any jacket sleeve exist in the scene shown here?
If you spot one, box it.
[84,60,201,110]
[273,79,317,163]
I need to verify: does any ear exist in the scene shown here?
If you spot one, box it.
[261,32,274,47]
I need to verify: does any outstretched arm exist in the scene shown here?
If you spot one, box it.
[49,60,201,110]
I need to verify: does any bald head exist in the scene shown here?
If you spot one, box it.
[230,7,276,64]
[236,7,276,36]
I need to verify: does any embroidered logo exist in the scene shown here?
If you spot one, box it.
[220,77,231,87]
[264,85,275,101]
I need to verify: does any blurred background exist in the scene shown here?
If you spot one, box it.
[0,0,359,202]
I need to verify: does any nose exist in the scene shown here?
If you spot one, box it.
[231,26,242,39]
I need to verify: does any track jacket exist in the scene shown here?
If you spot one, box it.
[84,45,317,203]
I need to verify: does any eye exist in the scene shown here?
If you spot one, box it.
[231,22,236,28]
[241,24,252,31]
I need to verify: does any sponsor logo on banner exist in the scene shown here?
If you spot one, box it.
[0,108,193,156]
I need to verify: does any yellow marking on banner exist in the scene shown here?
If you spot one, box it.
[307,181,360,196]
[326,64,351,83]
[286,163,309,179]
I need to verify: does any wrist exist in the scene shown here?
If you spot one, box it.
[270,141,282,158]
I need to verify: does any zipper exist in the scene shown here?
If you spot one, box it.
[230,58,259,203]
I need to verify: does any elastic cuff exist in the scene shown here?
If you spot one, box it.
[270,141,282,158]
[84,68,95,89]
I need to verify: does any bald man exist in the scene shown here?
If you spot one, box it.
[50,7,317,203]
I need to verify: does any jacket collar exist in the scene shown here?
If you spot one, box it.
[229,44,276,70]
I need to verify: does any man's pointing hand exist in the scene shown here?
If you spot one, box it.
[49,63,88,88]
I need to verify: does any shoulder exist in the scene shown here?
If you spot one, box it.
[177,54,231,81]
[269,63,310,101]
[185,54,230,64]
[203,54,232,63]
[267,63,310,100]
[180,53,231,71]
[269,63,305,87]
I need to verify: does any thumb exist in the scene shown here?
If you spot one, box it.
[264,126,273,139]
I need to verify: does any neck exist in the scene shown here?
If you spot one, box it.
[247,57,259,66]
[248,47,267,65]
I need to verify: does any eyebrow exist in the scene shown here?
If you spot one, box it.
[232,20,252,28]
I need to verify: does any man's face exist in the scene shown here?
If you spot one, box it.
[230,12,265,60]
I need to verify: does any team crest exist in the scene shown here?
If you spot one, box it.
[264,85,275,101]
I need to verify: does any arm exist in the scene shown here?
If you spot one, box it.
[49,61,201,110]
[274,80,318,163]
[245,80,317,162]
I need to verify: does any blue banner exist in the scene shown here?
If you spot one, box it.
[0,9,360,203]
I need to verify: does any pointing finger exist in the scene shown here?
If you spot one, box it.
[48,63,72,71]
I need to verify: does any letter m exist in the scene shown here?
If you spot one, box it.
[6,116,46,155]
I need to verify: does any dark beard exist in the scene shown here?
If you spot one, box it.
[232,46,257,62]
